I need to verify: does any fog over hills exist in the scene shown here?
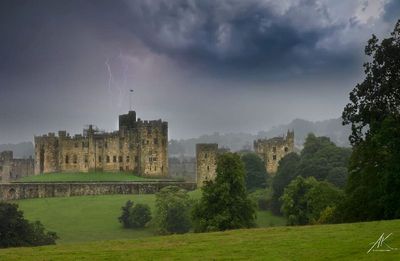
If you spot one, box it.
[169,118,351,157]
[0,118,350,159]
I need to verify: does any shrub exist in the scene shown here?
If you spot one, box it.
[155,186,192,235]
[0,202,58,248]
[118,200,151,228]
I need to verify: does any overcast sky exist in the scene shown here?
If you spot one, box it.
[0,0,399,143]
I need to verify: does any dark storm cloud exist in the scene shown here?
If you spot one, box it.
[124,0,356,78]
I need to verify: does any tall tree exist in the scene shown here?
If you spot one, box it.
[241,152,268,191]
[341,20,400,221]
[192,153,256,232]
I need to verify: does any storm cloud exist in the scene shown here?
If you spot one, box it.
[0,0,399,143]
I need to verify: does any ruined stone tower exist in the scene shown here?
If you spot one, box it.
[196,144,218,187]
[34,111,168,177]
[0,151,34,183]
[254,130,294,175]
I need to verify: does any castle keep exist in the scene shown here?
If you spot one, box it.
[196,144,219,187]
[254,130,294,175]
[34,111,168,177]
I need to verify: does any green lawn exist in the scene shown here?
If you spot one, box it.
[0,219,399,260]
[14,191,285,244]
[15,172,159,182]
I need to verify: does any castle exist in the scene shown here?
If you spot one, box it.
[254,130,294,174]
[0,151,34,183]
[34,111,168,177]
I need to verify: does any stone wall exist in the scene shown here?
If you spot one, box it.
[0,181,196,201]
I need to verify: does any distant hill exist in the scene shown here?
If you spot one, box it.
[169,118,351,156]
[0,142,34,159]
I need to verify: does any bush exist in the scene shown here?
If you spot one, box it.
[118,200,151,229]
[249,189,271,211]
[155,186,192,235]
[0,202,58,248]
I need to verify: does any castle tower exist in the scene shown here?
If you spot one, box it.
[254,130,295,175]
[196,144,218,187]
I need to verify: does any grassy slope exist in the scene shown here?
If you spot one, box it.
[0,220,399,260]
[15,172,155,182]
[15,191,285,244]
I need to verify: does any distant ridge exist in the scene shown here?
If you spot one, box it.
[0,142,34,158]
[169,118,351,156]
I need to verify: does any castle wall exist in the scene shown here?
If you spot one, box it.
[0,181,196,201]
[196,144,218,187]
[254,131,294,175]
[0,151,34,182]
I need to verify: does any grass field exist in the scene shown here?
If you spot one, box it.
[15,172,158,182]
[15,191,285,244]
[0,219,399,260]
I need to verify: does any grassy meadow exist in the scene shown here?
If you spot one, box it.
[0,219,399,260]
[15,172,159,183]
[14,190,285,244]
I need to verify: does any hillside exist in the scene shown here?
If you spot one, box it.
[169,118,351,156]
[0,219,399,260]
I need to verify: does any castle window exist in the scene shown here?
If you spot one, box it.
[113,156,117,163]
[154,138,158,145]
[106,156,110,163]
[207,166,210,171]
[273,146,276,153]
[272,155,277,161]
[119,142,123,149]
[205,153,208,159]
[126,156,130,162]
[73,155,77,164]
[65,155,69,164]
[119,156,123,163]
[98,156,102,162]
[84,155,88,163]
[147,140,149,145]
[284,147,289,152]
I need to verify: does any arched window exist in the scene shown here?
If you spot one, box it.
[65,155,69,164]
[73,155,78,164]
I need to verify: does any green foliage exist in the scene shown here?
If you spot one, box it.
[155,186,192,235]
[249,189,271,211]
[118,200,151,229]
[241,153,268,190]
[270,153,301,214]
[341,20,400,222]
[281,176,344,225]
[270,134,350,215]
[192,153,256,232]
[0,202,57,248]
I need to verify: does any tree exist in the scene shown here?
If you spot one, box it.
[280,176,343,225]
[155,186,192,235]
[341,20,400,221]
[241,152,267,191]
[192,153,256,232]
[118,200,152,229]
[270,153,300,215]
[0,202,58,248]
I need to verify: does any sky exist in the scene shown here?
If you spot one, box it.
[0,0,399,143]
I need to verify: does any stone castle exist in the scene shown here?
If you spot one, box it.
[0,151,34,183]
[254,130,294,174]
[34,111,168,177]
